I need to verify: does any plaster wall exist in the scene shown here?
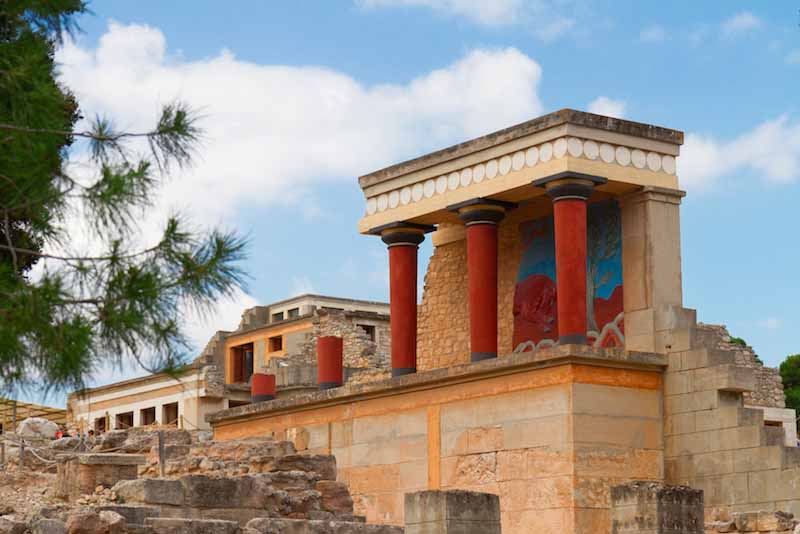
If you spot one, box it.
[212,353,664,534]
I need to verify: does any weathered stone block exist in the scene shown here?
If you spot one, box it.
[30,519,67,534]
[114,478,185,506]
[610,481,704,533]
[272,455,337,481]
[404,490,501,534]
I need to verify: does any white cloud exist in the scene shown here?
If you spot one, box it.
[757,317,783,331]
[57,22,543,229]
[356,0,576,40]
[640,24,666,43]
[587,96,626,118]
[787,49,800,65]
[721,11,762,37]
[680,115,800,191]
[52,23,545,374]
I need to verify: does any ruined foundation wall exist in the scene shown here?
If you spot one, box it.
[212,350,664,534]
[294,310,391,370]
[697,323,785,408]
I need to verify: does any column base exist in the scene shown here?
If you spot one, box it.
[318,381,342,390]
[252,394,275,403]
[471,352,497,362]
[558,334,588,345]
[392,367,416,378]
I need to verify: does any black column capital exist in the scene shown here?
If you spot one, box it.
[369,221,435,247]
[447,198,517,225]
[532,172,607,201]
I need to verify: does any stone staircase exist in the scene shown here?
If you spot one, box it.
[664,321,800,518]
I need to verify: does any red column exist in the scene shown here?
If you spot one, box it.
[467,223,498,360]
[388,243,418,376]
[317,336,343,389]
[450,199,512,362]
[251,373,276,402]
[552,198,588,344]
[376,223,431,377]
[533,172,606,345]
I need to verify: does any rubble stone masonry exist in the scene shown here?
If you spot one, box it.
[296,310,391,371]
[417,213,528,371]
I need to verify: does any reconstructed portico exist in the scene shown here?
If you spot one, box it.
[360,109,683,364]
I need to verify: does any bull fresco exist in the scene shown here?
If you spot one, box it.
[512,199,624,351]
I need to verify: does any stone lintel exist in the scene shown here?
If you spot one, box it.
[207,344,666,425]
[360,109,684,189]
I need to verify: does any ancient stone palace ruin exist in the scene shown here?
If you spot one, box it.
[203,109,800,533]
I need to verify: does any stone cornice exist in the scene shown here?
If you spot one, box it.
[207,345,666,426]
[362,134,679,221]
[359,109,684,190]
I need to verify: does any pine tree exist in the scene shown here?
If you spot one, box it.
[0,1,247,395]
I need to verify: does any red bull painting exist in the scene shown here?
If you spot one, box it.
[512,199,624,351]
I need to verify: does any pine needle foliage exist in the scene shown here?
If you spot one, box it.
[0,1,248,395]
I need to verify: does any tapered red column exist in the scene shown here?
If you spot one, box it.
[534,172,607,344]
[317,335,343,389]
[251,373,276,402]
[449,199,514,362]
[374,222,434,377]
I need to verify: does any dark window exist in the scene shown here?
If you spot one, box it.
[94,417,106,433]
[287,307,300,318]
[115,412,133,429]
[358,324,376,341]
[231,343,254,383]
[269,336,283,352]
[162,403,179,426]
[229,400,251,408]
[271,312,284,322]
[140,407,156,426]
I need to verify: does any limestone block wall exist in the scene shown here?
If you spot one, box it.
[211,348,665,534]
[663,318,800,520]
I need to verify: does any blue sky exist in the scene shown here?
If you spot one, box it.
[25,1,800,403]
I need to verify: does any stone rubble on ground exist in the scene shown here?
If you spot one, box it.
[2,427,404,533]
[705,510,798,533]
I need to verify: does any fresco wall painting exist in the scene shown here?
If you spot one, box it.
[512,200,624,352]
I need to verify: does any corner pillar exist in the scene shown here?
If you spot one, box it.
[372,222,435,377]
[620,187,695,353]
[448,198,515,362]
[534,172,606,344]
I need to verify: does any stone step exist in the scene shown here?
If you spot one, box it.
[245,517,404,534]
[782,445,800,468]
[739,407,765,427]
[95,504,161,526]
[762,426,786,447]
